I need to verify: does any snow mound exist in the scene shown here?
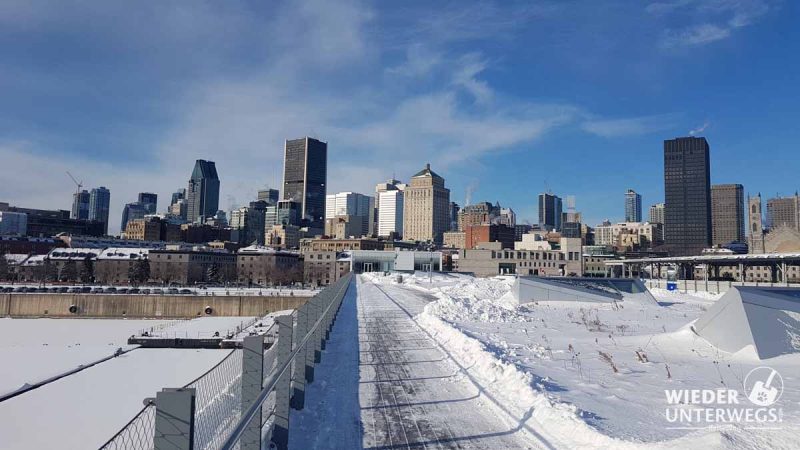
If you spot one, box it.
[427,277,528,323]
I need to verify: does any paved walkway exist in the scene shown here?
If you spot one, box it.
[291,276,540,449]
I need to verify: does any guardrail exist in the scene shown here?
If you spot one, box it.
[99,273,353,450]
[644,278,798,294]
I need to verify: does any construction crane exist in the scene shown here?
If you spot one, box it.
[66,171,83,194]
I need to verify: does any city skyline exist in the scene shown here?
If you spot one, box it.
[2,1,799,233]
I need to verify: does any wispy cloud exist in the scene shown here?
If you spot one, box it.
[653,0,772,48]
[581,114,678,138]
[689,121,711,135]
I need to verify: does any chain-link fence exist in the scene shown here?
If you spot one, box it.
[100,274,352,450]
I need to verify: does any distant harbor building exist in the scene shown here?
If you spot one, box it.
[186,159,220,224]
[378,190,404,238]
[71,190,90,220]
[711,184,745,245]
[403,164,451,244]
[624,189,642,222]
[283,137,327,230]
[88,186,111,235]
[663,137,712,255]
[538,192,563,231]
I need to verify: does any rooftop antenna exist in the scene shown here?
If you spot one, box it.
[66,171,83,194]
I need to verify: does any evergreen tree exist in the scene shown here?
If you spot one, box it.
[0,253,9,281]
[80,257,94,283]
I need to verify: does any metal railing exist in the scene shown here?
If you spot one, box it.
[99,273,352,450]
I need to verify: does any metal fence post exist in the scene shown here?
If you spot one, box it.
[308,294,322,369]
[241,335,264,450]
[290,302,309,410]
[271,314,293,450]
[153,388,196,450]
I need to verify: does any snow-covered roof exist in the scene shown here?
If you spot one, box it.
[3,254,30,264]
[238,245,298,256]
[47,248,101,260]
[619,252,800,264]
[21,255,46,266]
[97,248,149,260]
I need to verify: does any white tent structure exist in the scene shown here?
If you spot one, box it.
[692,287,800,359]
[511,277,657,305]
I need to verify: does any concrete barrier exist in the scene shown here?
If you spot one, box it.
[0,293,310,318]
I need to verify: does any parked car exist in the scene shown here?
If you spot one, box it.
[179,289,193,295]
[91,287,105,293]
[81,287,92,293]
[104,287,117,293]
[140,288,150,295]
[13,287,26,293]
[48,287,59,293]
[57,287,69,293]
[68,287,82,293]
[117,288,129,294]
[152,289,163,295]
[128,288,140,294]
[167,288,179,294]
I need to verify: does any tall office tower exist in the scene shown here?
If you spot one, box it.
[282,137,327,230]
[120,202,147,233]
[624,189,642,222]
[458,202,496,230]
[766,194,800,231]
[71,190,90,220]
[664,136,712,255]
[649,203,665,224]
[186,159,220,224]
[171,188,186,206]
[403,164,450,244]
[244,201,267,245]
[325,192,373,236]
[538,192,563,231]
[449,202,460,231]
[229,206,248,230]
[88,186,111,235]
[748,194,765,254]
[378,190,404,237]
[711,184,745,245]
[265,200,302,228]
[257,188,280,206]
[375,179,405,237]
[138,193,158,215]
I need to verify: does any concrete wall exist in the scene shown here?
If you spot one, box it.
[0,293,309,318]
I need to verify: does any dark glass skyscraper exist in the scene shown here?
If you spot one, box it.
[664,137,712,255]
[187,160,220,224]
[88,186,110,235]
[71,190,90,220]
[624,189,642,222]
[138,192,158,215]
[282,137,327,229]
[538,192,562,231]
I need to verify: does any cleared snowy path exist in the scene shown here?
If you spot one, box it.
[290,276,544,449]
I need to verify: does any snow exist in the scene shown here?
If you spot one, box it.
[0,348,227,449]
[364,272,800,449]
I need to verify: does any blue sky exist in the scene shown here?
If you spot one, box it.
[1,0,798,233]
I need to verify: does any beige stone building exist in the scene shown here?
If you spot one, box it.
[402,164,450,244]
[442,231,465,249]
[236,246,302,286]
[265,224,301,249]
[711,184,745,245]
[303,251,351,287]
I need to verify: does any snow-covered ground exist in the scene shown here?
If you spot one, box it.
[364,272,800,449]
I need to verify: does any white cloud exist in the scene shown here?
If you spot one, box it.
[653,0,772,48]
[581,114,678,138]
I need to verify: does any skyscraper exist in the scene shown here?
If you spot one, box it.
[138,192,158,215]
[403,164,450,243]
[120,202,147,233]
[88,186,111,235]
[257,188,279,206]
[649,203,665,225]
[71,190,90,220]
[186,160,220,224]
[766,194,800,231]
[624,189,642,222]
[538,193,563,231]
[378,190,404,238]
[282,137,327,230]
[711,184,745,245]
[376,179,406,237]
[664,137,712,255]
[171,188,186,206]
[325,192,374,237]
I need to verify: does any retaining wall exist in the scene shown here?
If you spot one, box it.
[0,294,310,318]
